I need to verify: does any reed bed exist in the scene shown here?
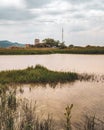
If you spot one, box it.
[0,65,78,85]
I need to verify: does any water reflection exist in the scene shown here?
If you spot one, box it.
[17,81,104,123]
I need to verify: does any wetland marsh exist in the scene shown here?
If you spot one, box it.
[0,54,104,130]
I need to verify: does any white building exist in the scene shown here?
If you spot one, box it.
[34,39,40,45]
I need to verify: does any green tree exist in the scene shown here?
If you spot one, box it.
[42,38,60,47]
[59,42,67,49]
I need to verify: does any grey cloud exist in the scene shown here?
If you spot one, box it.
[46,10,62,15]
[70,24,89,32]
[64,0,102,12]
[65,0,104,11]
[72,13,86,19]
[43,8,79,16]
[44,10,66,16]
[25,0,53,8]
[71,27,87,32]
[84,2,104,11]
[0,7,36,21]
[64,0,93,4]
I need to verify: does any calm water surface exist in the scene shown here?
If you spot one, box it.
[0,54,104,74]
[17,81,104,123]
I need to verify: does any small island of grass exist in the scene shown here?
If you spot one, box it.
[0,65,79,85]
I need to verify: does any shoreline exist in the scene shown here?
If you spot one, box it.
[0,47,104,55]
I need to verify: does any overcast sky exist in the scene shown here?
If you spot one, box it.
[0,0,104,46]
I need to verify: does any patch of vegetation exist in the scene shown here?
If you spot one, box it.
[0,65,78,85]
[0,86,55,130]
[0,86,104,130]
[0,45,104,55]
[64,104,73,130]
[75,115,104,130]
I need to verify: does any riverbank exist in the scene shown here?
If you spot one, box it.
[0,46,104,55]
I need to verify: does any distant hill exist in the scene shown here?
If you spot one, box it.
[0,40,25,48]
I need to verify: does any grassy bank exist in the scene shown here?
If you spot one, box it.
[0,65,78,85]
[0,46,104,55]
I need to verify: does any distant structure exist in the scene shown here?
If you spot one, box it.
[26,44,31,48]
[62,27,64,43]
[34,39,40,45]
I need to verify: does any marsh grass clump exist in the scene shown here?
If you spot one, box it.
[0,65,78,85]
[78,73,95,81]
[78,73,104,82]
[64,104,73,130]
[17,100,55,130]
[0,87,17,130]
[75,115,104,130]
[0,87,55,130]
[20,108,54,130]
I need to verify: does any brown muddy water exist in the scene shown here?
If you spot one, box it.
[0,54,104,129]
[0,54,104,74]
[17,81,104,123]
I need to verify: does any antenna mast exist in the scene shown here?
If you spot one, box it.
[62,27,64,43]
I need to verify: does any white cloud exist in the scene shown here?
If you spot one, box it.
[0,0,26,8]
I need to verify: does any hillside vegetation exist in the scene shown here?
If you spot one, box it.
[0,40,24,48]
